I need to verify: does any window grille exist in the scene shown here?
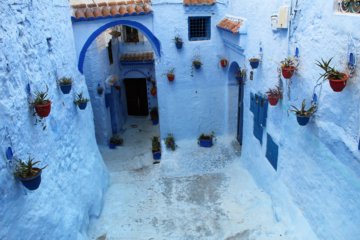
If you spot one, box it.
[188,17,211,41]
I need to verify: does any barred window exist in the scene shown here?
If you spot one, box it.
[188,17,211,41]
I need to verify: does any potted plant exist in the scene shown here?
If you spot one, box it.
[14,157,47,190]
[58,77,72,94]
[316,58,350,92]
[174,35,183,49]
[290,100,317,126]
[220,58,228,68]
[235,69,247,82]
[249,57,260,69]
[266,86,282,106]
[150,86,157,96]
[152,136,161,163]
[32,90,51,118]
[109,136,123,149]
[192,56,202,70]
[165,134,176,151]
[74,92,89,110]
[114,85,121,91]
[167,68,175,82]
[281,57,297,79]
[198,132,215,148]
[97,84,104,95]
[150,107,159,125]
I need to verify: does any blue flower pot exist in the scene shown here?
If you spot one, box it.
[109,143,117,149]
[199,138,213,148]
[153,151,161,160]
[250,60,260,69]
[152,119,159,125]
[296,115,310,126]
[19,169,42,190]
[176,42,183,49]
[78,102,87,110]
[194,63,202,69]
[60,84,72,94]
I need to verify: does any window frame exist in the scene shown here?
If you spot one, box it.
[188,16,211,41]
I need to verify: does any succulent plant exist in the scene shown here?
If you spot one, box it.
[290,100,317,117]
[281,57,298,68]
[316,58,347,81]
[266,86,282,98]
[58,77,72,85]
[14,157,47,179]
[165,134,176,151]
[74,92,89,105]
[152,136,161,152]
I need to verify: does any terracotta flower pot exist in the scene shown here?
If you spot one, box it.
[268,96,279,106]
[282,66,296,79]
[34,101,51,118]
[151,87,157,96]
[167,74,175,82]
[220,59,228,68]
[328,74,349,92]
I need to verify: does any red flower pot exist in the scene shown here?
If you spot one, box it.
[282,66,296,79]
[220,59,228,68]
[167,74,175,82]
[150,87,157,96]
[114,85,121,91]
[328,74,349,92]
[268,96,279,106]
[34,101,51,118]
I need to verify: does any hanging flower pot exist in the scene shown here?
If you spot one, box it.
[296,115,311,126]
[167,74,175,82]
[290,100,317,126]
[328,74,349,92]
[114,85,121,91]
[34,101,51,118]
[150,87,157,96]
[193,60,202,69]
[220,59,228,68]
[235,69,246,82]
[198,133,215,148]
[74,92,89,110]
[150,107,159,125]
[249,58,260,69]
[316,58,350,92]
[14,157,47,191]
[266,86,282,106]
[97,85,104,95]
[166,68,175,82]
[280,57,298,79]
[174,35,183,49]
[281,66,296,79]
[58,77,73,94]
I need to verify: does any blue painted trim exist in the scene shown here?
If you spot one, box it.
[266,134,278,171]
[78,20,161,74]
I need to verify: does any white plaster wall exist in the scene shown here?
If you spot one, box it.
[228,0,360,239]
[0,1,108,239]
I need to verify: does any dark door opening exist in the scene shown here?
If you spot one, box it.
[237,80,244,145]
[124,78,149,116]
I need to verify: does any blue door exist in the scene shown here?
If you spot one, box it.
[237,81,244,145]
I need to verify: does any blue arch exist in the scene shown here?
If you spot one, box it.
[78,20,161,74]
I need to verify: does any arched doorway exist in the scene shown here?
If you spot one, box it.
[75,20,162,146]
[77,20,161,74]
[228,61,245,145]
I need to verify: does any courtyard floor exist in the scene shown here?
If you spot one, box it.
[88,117,311,240]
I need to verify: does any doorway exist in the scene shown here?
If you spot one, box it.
[237,80,244,145]
[124,78,149,116]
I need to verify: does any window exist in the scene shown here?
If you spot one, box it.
[188,16,211,41]
[107,41,113,65]
[123,26,140,43]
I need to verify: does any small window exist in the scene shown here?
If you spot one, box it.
[123,26,139,43]
[188,16,211,41]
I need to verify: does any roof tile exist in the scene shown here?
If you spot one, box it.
[183,0,216,6]
[71,1,153,21]
[217,17,243,34]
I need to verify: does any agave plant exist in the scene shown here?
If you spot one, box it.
[174,35,183,44]
[266,86,282,98]
[58,77,72,85]
[316,58,347,81]
[32,91,50,106]
[74,92,89,105]
[281,57,298,68]
[290,100,317,117]
[14,157,47,179]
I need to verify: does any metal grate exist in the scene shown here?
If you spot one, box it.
[188,16,211,41]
